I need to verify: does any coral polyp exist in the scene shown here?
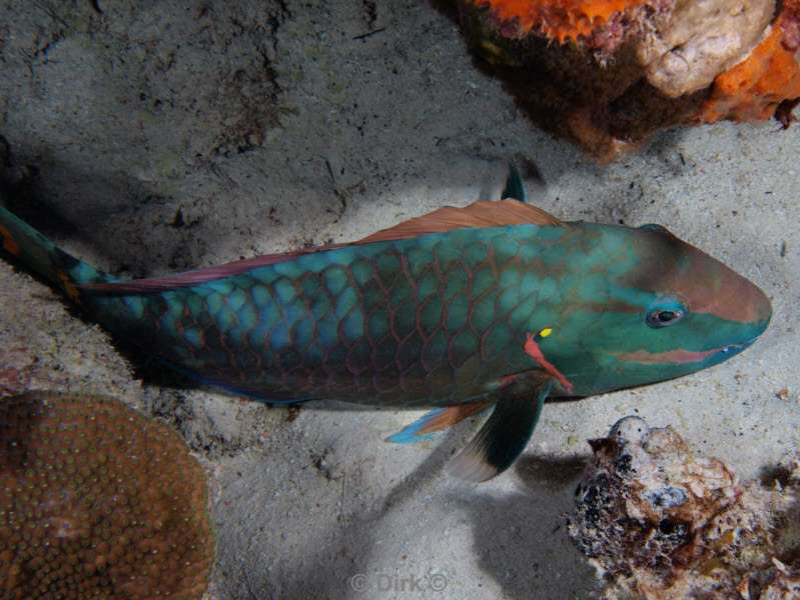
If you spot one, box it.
[0,392,214,600]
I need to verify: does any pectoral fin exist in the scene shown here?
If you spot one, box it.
[386,402,491,444]
[447,383,550,482]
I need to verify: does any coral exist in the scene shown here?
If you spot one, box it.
[459,0,800,160]
[0,392,214,599]
[567,416,800,599]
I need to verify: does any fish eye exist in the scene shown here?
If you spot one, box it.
[646,308,684,328]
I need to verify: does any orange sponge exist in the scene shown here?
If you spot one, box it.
[701,7,800,123]
[471,0,649,44]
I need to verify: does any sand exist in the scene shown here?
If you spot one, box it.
[0,2,797,598]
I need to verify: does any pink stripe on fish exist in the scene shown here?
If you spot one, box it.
[523,333,574,394]
[614,347,720,364]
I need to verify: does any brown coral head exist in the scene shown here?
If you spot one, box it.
[0,392,214,600]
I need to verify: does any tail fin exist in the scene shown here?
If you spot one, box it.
[0,203,106,302]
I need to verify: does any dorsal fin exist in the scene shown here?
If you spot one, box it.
[81,200,562,294]
[356,199,562,244]
[501,162,528,203]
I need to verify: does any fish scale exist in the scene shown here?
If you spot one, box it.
[85,225,562,405]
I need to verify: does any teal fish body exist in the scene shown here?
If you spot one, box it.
[76,221,769,404]
[90,224,588,405]
[0,174,771,480]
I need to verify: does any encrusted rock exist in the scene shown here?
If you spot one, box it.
[568,416,800,599]
[459,0,800,159]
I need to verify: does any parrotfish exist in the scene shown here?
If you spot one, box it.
[0,171,771,481]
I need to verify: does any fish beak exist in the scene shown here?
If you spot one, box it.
[751,284,772,330]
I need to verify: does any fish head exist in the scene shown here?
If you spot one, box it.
[549,223,771,395]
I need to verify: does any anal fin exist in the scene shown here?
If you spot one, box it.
[386,402,491,444]
[447,383,550,482]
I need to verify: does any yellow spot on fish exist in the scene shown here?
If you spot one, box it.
[539,327,553,338]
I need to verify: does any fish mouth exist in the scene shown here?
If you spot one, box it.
[720,333,762,354]
[717,341,749,356]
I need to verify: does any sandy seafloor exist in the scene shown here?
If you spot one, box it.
[0,1,798,599]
